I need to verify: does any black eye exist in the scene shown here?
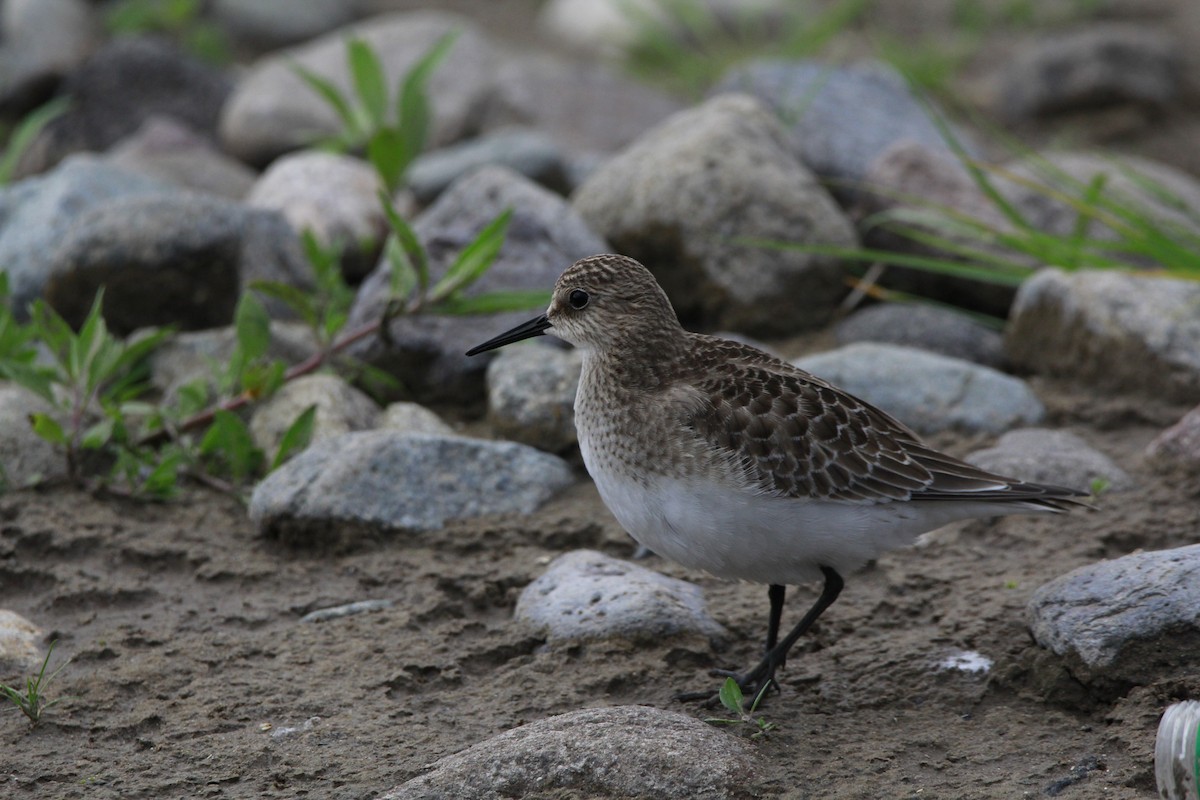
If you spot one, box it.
[568,289,590,310]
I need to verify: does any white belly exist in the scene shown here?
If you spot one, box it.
[583,457,1025,585]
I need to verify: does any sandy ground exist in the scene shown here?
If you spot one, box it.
[2,375,1198,799]
[4,1,1200,797]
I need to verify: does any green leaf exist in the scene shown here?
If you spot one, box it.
[271,405,317,471]
[347,38,388,129]
[233,292,272,364]
[140,449,184,498]
[718,677,743,714]
[199,410,261,479]
[29,413,66,446]
[0,97,69,185]
[430,208,512,301]
[379,190,428,292]
[250,280,318,328]
[367,127,408,193]
[395,30,459,153]
[432,290,551,316]
[291,61,360,145]
[80,418,115,450]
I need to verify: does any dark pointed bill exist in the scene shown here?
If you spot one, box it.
[465,314,551,356]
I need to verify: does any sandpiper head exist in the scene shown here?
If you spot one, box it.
[465,254,682,356]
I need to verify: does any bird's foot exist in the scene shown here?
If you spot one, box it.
[674,666,778,709]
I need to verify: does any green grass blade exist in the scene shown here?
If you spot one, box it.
[396,30,459,155]
[291,61,360,143]
[367,127,408,193]
[379,190,428,292]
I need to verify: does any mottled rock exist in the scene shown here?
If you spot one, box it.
[406,128,568,204]
[0,156,167,315]
[250,431,575,548]
[1001,24,1180,120]
[381,705,757,800]
[516,550,727,644]
[1006,269,1200,403]
[219,12,509,165]
[0,0,99,114]
[835,303,1005,368]
[713,59,978,191]
[486,343,581,452]
[0,384,65,487]
[41,193,311,334]
[249,374,380,458]
[347,165,606,405]
[245,150,385,279]
[573,93,854,336]
[0,609,43,678]
[795,343,1045,435]
[968,428,1131,492]
[493,52,684,156]
[105,116,257,200]
[21,37,232,174]
[1028,544,1200,690]
[1145,404,1200,474]
[213,0,360,50]
[379,402,456,437]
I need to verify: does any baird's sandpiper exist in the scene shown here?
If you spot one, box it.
[467,254,1085,702]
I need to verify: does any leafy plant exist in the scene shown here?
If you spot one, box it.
[293,32,458,190]
[0,97,68,185]
[0,640,71,724]
[705,677,777,739]
[105,0,229,63]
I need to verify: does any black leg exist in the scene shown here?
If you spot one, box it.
[765,584,786,653]
[677,567,844,706]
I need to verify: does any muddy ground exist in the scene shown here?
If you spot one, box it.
[2,368,1198,799]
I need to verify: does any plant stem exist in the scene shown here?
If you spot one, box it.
[138,316,383,449]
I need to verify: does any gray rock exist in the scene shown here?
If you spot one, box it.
[491,51,684,156]
[218,11,510,166]
[713,59,978,192]
[300,599,394,624]
[381,705,757,800]
[1145,404,1200,474]
[486,342,582,452]
[537,0,787,59]
[249,374,380,458]
[515,550,727,644]
[21,37,232,175]
[407,128,569,205]
[1027,544,1200,689]
[835,303,1005,368]
[0,156,168,316]
[41,192,312,334]
[379,402,456,437]
[0,0,99,114]
[795,343,1045,435]
[968,428,1131,492]
[1001,24,1180,120]
[573,93,855,336]
[148,322,318,396]
[1005,268,1200,404]
[347,165,606,405]
[0,384,65,488]
[245,150,385,280]
[250,431,575,548]
[0,609,43,678]
[105,116,257,200]
[213,0,360,50]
